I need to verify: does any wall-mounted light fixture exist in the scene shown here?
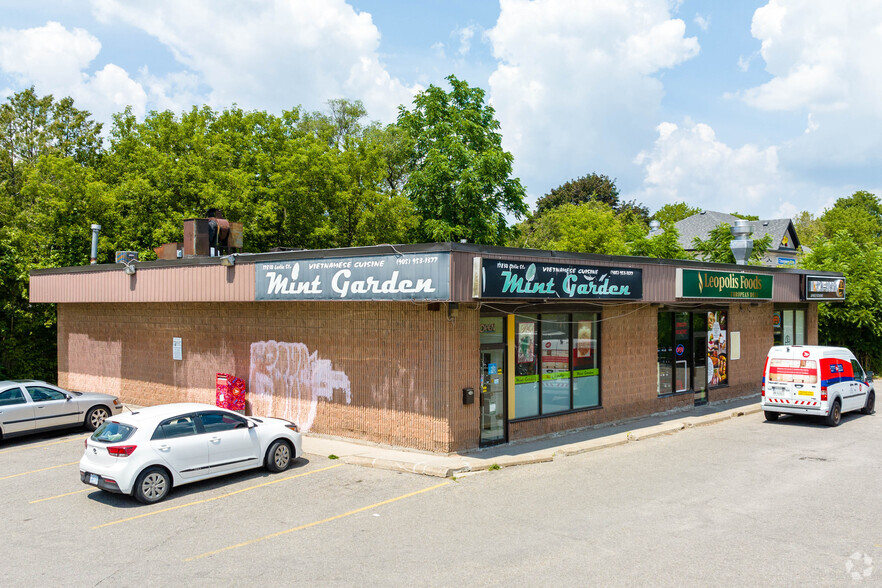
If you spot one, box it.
[123,262,136,275]
[220,254,236,267]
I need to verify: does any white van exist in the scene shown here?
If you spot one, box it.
[762,345,875,426]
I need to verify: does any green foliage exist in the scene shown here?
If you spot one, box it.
[627,224,692,260]
[802,231,882,369]
[396,75,527,245]
[510,202,629,255]
[691,223,772,264]
[535,172,649,222]
[652,202,701,225]
[816,190,882,244]
[792,211,823,249]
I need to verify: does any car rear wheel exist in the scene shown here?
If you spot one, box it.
[764,410,780,422]
[134,467,171,504]
[861,391,875,415]
[265,440,293,473]
[825,400,842,427]
[84,406,110,431]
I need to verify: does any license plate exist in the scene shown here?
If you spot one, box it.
[89,474,99,485]
[770,387,786,396]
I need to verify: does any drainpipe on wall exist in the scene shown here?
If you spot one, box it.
[90,224,101,265]
[730,219,753,265]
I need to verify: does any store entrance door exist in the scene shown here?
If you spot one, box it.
[480,347,506,446]
[692,313,708,405]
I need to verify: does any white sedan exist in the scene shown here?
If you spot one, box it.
[79,403,302,504]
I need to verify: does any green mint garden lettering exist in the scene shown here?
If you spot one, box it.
[481,259,642,300]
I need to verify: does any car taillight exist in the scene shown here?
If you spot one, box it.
[107,445,137,457]
[821,386,828,401]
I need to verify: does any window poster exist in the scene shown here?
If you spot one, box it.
[517,322,536,364]
[707,311,728,386]
[575,321,593,359]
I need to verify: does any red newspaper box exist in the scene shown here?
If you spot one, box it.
[216,373,246,413]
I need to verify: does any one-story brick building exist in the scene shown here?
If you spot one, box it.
[29,242,845,452]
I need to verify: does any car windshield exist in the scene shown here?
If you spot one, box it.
[91,421,135,443]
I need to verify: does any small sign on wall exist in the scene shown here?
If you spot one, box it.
[173,337,182,361]
[730,332,741,361]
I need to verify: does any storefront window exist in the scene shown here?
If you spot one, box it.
[773,309,806,345]
[572,312,600,408]
[514,312,601,419]
[657,313,673,395]
[514,315,539,418]
[541,314,570,414]
[675,312,690,392]
[480,317,504,346]
[707,311,728,387]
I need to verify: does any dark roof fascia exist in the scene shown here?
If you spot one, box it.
[28,241,843,278]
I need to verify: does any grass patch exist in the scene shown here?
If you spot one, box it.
[488,463,501,471]
[328,454,339,460]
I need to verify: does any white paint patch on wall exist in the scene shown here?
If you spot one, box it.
[249,340,351,432]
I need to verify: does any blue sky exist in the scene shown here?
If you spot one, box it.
[2,0,880,220]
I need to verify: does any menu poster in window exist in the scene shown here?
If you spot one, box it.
[575,321,593,359]
[517,322,535,364]
[707,311,728,386]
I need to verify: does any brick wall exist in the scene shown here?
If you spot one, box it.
[58,302,480,453]
[807,303,819,345]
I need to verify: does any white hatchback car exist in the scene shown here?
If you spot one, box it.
[79,403,302,504]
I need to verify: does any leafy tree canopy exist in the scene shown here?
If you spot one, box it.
[691,223,772,265]
[510,201,629,255]
[652,202,701,226]
[535,172,650,223]
[396,75,527,245]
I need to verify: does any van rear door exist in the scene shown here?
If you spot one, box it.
[767,354,820,408]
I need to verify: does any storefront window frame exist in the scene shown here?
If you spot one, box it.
[773,304,808,346]
[511,311,602,423]
[657,307,729,398]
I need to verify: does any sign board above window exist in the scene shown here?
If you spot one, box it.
[474,257,642,300]
[804,275,846,301]
[676,268,773,300]
[255,253,450,301]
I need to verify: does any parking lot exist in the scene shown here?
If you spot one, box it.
[1,429,452,585]
[3,408,881,586]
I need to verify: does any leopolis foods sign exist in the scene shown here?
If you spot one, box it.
[256,253,450,300]
[677,268,773,300]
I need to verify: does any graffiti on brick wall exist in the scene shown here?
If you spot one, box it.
[249,340,351,433]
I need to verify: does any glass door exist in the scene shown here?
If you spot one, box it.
[480,348,506,446]
[692,313,708,405]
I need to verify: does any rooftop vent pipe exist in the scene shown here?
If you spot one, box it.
[90,224,101,265]
[730,219,753,265]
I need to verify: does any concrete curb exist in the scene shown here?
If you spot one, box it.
[334,402,764,477]
[342,455,453,478]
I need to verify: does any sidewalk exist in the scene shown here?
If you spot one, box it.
[303,396,763,478]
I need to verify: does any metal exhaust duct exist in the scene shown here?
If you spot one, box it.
[90,224,101,265]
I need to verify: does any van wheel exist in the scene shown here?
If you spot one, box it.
[764,411,779,422]
[825,400,842,427]
[861,391,875,415]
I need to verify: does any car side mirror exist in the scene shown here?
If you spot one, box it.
[247,420,256,429]
[867,371,874,381]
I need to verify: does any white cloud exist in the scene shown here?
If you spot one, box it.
[694,14,710,31]
[486,0,699,202]
[456,25,476,56]
[0,21,147,121]
[741,0,882,116]
[632,120,788,215]
[89,0,418,122]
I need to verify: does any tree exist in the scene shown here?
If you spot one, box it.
[692,223,772,264]
[627,224,692,259]
[510,202,629,255]
[396,75,527,244]
[792,210,823,249]
[818,191,882,244]
[802,231,882,368]
[534,172,650,223]
[652,202,701,225]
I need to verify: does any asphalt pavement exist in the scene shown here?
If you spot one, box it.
[301,395,763,477]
